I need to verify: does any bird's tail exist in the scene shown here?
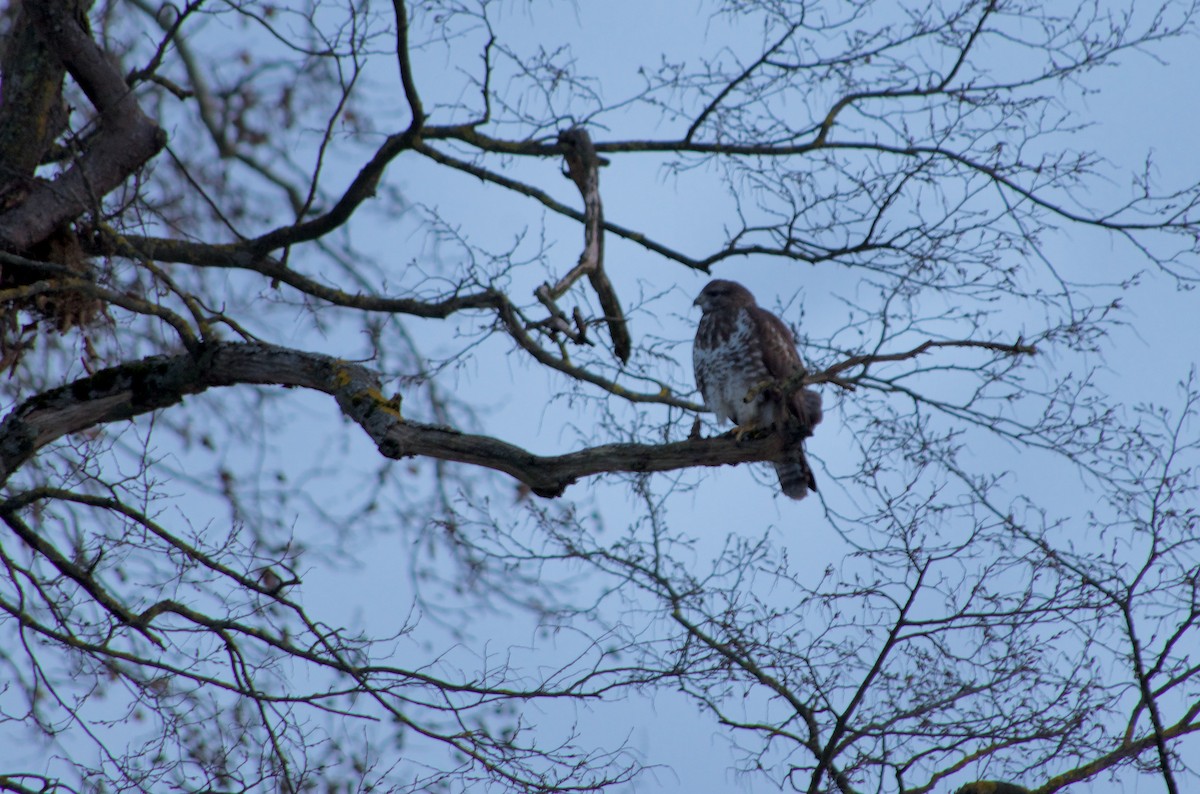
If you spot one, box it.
[774,445,817,500]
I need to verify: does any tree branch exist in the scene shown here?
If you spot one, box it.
[0,342,786,497]
[541,126,631,362]
[0,0,165,251]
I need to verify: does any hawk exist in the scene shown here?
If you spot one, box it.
[693,279,823,499]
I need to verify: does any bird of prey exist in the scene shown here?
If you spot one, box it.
[693,279,822,499]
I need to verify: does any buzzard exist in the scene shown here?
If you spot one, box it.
[693,279,822,499]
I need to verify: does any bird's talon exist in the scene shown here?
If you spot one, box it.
[732,423,760,442]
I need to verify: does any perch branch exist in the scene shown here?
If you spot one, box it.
[0,342,781,498]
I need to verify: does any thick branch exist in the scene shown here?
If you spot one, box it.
[0,2,73,189]
[0,342,786,497]
[0,0,165,251]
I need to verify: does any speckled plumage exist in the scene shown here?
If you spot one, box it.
[693,279,822,499]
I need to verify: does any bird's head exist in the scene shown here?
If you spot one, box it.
[694,279,754,313]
